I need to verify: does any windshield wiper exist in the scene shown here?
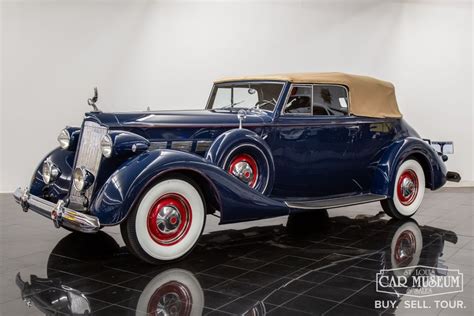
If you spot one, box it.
[218,100,245,110]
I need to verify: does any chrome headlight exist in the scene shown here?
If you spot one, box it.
[100,134,113,158]
[57,129,71,149]
[73,167,94,192]
[42,160,61,184]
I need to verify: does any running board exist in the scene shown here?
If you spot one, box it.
[285,194,387,210]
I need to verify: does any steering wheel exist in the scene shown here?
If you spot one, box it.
[255,99,276,109]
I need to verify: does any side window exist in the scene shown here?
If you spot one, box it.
[312,85,349,116]
[283,85,312,115]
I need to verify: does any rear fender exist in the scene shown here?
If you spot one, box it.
[90,149,288,225]
[371,137,447,196]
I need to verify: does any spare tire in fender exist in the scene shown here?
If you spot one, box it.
[206,128,275,195]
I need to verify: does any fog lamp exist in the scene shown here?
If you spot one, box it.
[73,167,94,192]
[42,160,61,184]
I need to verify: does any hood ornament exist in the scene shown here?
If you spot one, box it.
[237,109,247,129]
[87,87,100,112]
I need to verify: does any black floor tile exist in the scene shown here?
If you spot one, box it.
[268,306,313,316]
[325,303,381,315]
[2,189,472,316]
[339,266,378,281]
[322,275,372,291]
[285,294,337,314]
[202,289,238,310]
[194,273,227,289]
[203,264,248,279]
[88,285,142,304]
[234,271,283,287]
[304,283,356,302]
[87,268,140,285]
[211,279,260,297]
[116,275,153,291]
[224,256,266,270]
[245,287,298,305]
[280,279,317,293]
[219,297,276,314]
[299,270,335,283]
[274,255,319,267]
[256,262,297,277]
[90,304,146,315]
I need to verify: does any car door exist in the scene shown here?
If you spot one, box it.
[268,84,363,198]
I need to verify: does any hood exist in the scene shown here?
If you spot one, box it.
[86,109,273,128]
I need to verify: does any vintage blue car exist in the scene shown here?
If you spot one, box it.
[14,72,460,263]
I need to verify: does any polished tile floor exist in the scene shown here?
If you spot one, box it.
[0,188,473,315]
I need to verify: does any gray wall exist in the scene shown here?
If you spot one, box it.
[1,0,472,191]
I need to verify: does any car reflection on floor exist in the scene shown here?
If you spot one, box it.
[16,211,457,315]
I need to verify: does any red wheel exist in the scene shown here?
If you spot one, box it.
[381,159,425,219]
[147,193,192,246]
[388,221,423,277]
[227,153,259,188]
[137,269,203,315]
[121,176,206,263]
[147,281,192,315]
[396,170,419,206]
[393,230,417,266]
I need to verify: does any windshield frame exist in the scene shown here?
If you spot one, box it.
[205,80,287,114]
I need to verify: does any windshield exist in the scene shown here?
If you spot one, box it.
[207,82,285,112]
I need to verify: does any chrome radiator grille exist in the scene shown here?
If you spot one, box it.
[69,121,108,207]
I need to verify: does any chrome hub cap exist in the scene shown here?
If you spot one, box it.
[157,206,181,234]
[397,169,419,206]
[156,292,181,315]
[227,153,259,188]
[394,230,416,266]
[147,193,192,246]
[147,281,192,315]
[400,178,416,198]
[231,161,254,184]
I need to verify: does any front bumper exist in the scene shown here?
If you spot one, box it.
[13,187,100,233]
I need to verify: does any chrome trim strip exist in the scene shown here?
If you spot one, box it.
[170,141,193,152]
[149,141,168,150]
[285,194,386,210]
[13,187,100,233]
[195,140,213,153]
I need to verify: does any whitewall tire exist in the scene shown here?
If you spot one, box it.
[136,268,204,316]
[121,176,206,264]
[381,159,425,219]
[389,221,423,277]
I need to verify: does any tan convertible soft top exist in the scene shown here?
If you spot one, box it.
[215,72,402,118]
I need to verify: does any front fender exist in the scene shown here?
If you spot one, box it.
[29,147,75,203]
[90,149,288,225]
[371,137,447,196]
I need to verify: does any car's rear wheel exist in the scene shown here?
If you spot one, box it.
[385,220,423,277]
[381,159,425,219]
[121,175,206,264]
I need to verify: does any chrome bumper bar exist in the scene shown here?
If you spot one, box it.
[13,187,100,233]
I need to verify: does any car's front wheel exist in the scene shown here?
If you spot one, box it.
[381,159,425,219]
[121,175,206,264]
